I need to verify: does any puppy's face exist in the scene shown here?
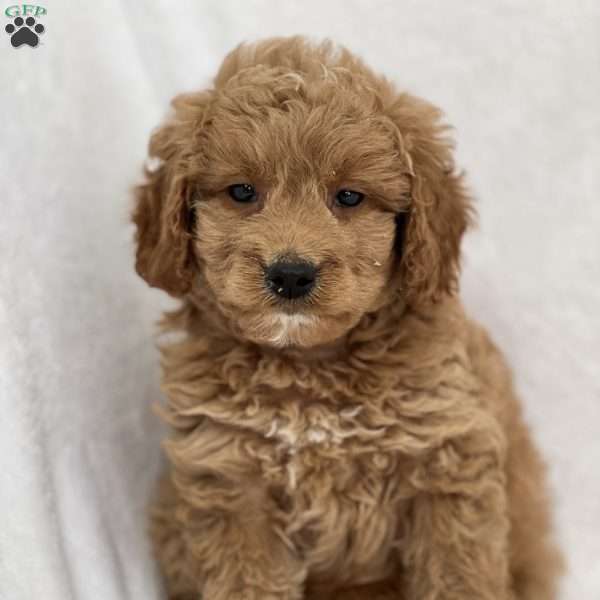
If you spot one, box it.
[133,39,472,349]
[192,79,411,347]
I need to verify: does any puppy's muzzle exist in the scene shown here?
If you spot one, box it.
[264,259,317,300]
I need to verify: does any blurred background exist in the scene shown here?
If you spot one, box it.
[0,1,598,598]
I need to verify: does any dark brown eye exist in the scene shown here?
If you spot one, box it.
[228,183,257,203]
[335,189,364,207]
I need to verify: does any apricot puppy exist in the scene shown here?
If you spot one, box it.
[133,36,562,600]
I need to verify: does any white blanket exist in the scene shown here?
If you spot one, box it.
[1,1,598,598]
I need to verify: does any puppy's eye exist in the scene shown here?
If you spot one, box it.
[228,183,257,203]
[335,189,364,208]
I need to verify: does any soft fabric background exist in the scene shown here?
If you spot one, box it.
[1,1,598,598]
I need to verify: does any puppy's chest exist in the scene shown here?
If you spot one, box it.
[245,393,410,582]
[189,385,415,581]
[250,394,387,489]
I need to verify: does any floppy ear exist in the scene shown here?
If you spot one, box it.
[132,93,210,296]
[389,93,474,305]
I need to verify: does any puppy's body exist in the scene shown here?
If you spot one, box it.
[134,38,562,599]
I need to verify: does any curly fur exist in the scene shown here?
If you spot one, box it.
[132,36,563,600]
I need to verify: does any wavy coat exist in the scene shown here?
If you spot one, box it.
[132,37,562,600]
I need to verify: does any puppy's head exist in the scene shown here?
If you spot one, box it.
[133,37,473,348]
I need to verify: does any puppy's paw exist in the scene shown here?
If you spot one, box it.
[227,591,300,600]
[308,581,400,600]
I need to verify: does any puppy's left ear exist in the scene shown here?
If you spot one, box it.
[388,93,475,305]
[132,93,210,296]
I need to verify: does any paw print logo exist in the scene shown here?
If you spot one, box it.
[5,16,45,48]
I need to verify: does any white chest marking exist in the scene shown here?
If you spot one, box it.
[269,313,317,346]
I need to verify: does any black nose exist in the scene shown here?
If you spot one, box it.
[265,260,317,300]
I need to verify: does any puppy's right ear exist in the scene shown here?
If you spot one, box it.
[132,93,211,296]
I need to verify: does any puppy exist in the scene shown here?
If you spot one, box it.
[133,36,563,600]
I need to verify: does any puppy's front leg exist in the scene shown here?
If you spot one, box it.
[161,424,306,600]
[401,436,512,600]
[197,501,305,600]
